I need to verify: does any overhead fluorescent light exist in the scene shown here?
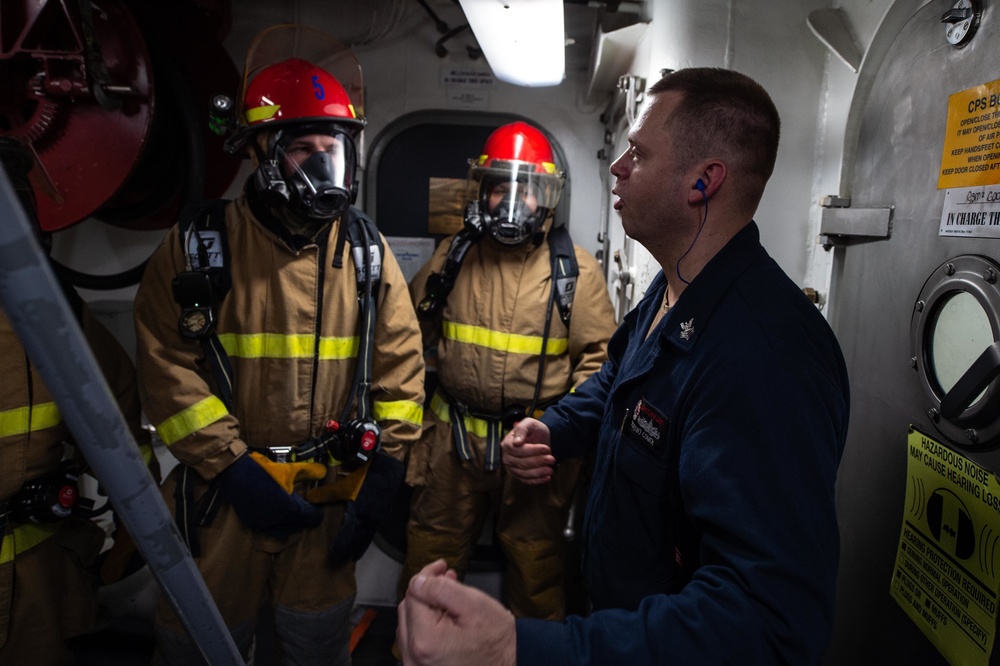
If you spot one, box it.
[458,0,565,87]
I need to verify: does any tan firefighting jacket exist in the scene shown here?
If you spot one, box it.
[0,304,148,561]
[134,195,425,481]
[407,225,616,477]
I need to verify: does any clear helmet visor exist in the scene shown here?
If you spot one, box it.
[472,161,564,244]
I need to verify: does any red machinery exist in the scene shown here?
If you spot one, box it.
[0,0,241,236]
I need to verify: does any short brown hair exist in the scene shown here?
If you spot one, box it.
[649,68,780,210]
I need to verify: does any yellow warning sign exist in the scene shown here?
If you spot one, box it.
[891,428,1000,665]
[939,78,1000,189]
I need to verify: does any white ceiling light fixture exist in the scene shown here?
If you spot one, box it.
[458,0,566,87]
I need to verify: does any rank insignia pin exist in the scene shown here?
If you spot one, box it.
[680,318,695,340]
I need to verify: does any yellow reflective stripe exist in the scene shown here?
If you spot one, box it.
[157,395,229,446]
[318,336,360,360]
[245,104,280,123]
[0,523,60,564]
[0,402,61,439]
[442,321,568,356]
[373,399,423,426]
[137,443,155,467]
[430,391,489,438]
[217,333,359,360]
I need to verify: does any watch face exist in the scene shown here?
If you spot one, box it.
[182,310,209,335]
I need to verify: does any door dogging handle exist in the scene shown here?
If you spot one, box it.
[940,340,1000,419]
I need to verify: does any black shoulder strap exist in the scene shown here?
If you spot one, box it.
[341,206,384,296]
[177,199,231,275]
[172,199,232,335]
[416,224,482,320]
[546,224,578,327]
[418,223,578,327]
[172,199,234,410]
[526,225,579,414]
[336,207,383,424]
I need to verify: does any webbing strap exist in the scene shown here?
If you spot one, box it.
[446,405,502,471]
[417,222,482,318]
[448,400,473,464]
[342,217,377,424]
[175,466,199,556]
[485,420,502,471]
[174,465,223,558]
[439,390,503,471]
[547,225,578,326]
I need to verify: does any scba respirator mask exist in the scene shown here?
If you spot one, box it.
[254,125,359,221]
[479,177,551,245]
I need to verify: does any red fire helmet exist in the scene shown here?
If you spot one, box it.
[227,58,363,153]
[474,121,559,175]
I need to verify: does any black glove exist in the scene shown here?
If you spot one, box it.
[328,450,404,563]
[215,454,324,540]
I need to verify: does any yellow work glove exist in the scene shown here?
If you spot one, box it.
[305,463,369,504]
[248,452,327,494]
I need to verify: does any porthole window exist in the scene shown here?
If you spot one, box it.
[911,255,1000,447]
[929,291,992,405]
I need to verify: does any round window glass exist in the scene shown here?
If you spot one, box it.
[929,291,994,405]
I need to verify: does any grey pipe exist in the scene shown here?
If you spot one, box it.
[0,167,244,665]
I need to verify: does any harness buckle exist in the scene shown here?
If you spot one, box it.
[451,397,470,416]
[263,446,294,463]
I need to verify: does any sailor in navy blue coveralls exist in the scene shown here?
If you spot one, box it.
[515,221,850,665]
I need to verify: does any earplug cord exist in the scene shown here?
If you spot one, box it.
[675,183,709,285]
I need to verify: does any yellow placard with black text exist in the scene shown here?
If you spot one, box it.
[891,428,1000,666]
[939,78,1000,189]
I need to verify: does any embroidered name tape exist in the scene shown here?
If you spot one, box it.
[629,398,667,451]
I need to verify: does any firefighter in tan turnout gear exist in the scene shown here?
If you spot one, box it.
[0,138,153,665]
[401,122,616,619]
[133,26,424,665]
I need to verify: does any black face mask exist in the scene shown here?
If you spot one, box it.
[486,192,542,245]
[286,149,352,220]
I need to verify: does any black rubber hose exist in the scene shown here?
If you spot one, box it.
[50,257,149,291]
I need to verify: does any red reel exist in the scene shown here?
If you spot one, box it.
[0,0,153,232]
